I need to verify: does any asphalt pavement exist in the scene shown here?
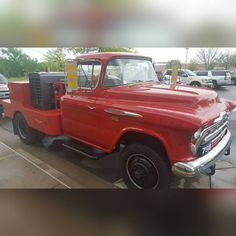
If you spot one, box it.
[0,85,235,188]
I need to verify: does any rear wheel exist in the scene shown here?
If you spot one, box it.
[190,81,201,87]
[121,144,171,189]
[14,113,44,144]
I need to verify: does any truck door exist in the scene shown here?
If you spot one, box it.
[178,70,188,84]
[61,60,102,144]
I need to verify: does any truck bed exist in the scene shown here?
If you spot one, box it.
[0,82,63,136]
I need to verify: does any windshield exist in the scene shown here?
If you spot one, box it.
[185,70,196,76]
[103,58,158,87]
[0,74,7,84]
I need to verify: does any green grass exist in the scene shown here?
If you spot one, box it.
[8,77,28,82]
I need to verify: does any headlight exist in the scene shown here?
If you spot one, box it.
[191,127,202,156]
[191,143,197,155]
[193,128,202,140]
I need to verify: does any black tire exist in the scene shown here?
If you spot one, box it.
[48,140,64,151]
[212,80,218,89]
[190,81,201,87]
[14,113,44,144]
[121,143,171,189]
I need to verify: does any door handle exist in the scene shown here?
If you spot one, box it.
[88,106,96,110]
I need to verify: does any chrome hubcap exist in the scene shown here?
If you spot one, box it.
[126,154,159,189]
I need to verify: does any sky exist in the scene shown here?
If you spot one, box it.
[20,47,236,63]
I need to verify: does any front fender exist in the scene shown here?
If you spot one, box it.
[114,127,171,160]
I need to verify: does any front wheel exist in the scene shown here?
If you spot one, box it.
[212,81,218,89]
[121,144,171,189]
[14,113,44,144]
[190,81,201,87]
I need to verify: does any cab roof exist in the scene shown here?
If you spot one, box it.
[75,52,152,61]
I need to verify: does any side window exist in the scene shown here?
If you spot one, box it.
[103,63,122,87]
[211,71,225,76]
[178,71,187,77]
[0,74,7,84]
[78,61,101,88]
[166,70,172,76]
[197,72,208,76]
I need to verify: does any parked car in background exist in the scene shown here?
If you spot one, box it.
[163,69,213,88]
[230,72,236,85]
[0,73,9,99]
[195,70,231,88]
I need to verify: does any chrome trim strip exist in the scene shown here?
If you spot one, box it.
[202,120,227,138]
[214,111,227,124]
[172,131,233,177]
[204,124,228,143]
[104,108,143,118]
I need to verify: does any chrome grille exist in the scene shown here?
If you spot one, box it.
[197,111,229,157]
[0,91,9,99]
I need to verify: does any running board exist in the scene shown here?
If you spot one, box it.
[63,142,107,160]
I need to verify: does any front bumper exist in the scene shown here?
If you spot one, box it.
[202,82,213,88]
[172,131,233,177]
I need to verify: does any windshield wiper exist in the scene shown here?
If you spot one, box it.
[130,80,144,83]
[135,80,156,83]
[145,80,155,82]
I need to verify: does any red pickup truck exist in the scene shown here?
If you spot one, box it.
[0,52,235,189]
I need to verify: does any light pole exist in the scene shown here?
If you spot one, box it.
[185,48,189,69]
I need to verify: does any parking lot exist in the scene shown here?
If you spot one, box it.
[0,85,235,188]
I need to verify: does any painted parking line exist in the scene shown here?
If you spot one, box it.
[113,178,127,189]
[0,141,76,189]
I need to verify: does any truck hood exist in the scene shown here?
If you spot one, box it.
[106,83,218,107]
[105,83,229,127]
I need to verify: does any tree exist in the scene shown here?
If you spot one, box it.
[43,48,66,71]
[66,47,98,55]
[217,51,234,69]
[230,53,236,69]
[187,59,198,71]
[0,48,42,77]
[166,59,181,69]
[195,48,220,70]
[67,47,134,55]
[98,48,134,53]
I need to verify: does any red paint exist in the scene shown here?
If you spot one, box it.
[0,53,236,165]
